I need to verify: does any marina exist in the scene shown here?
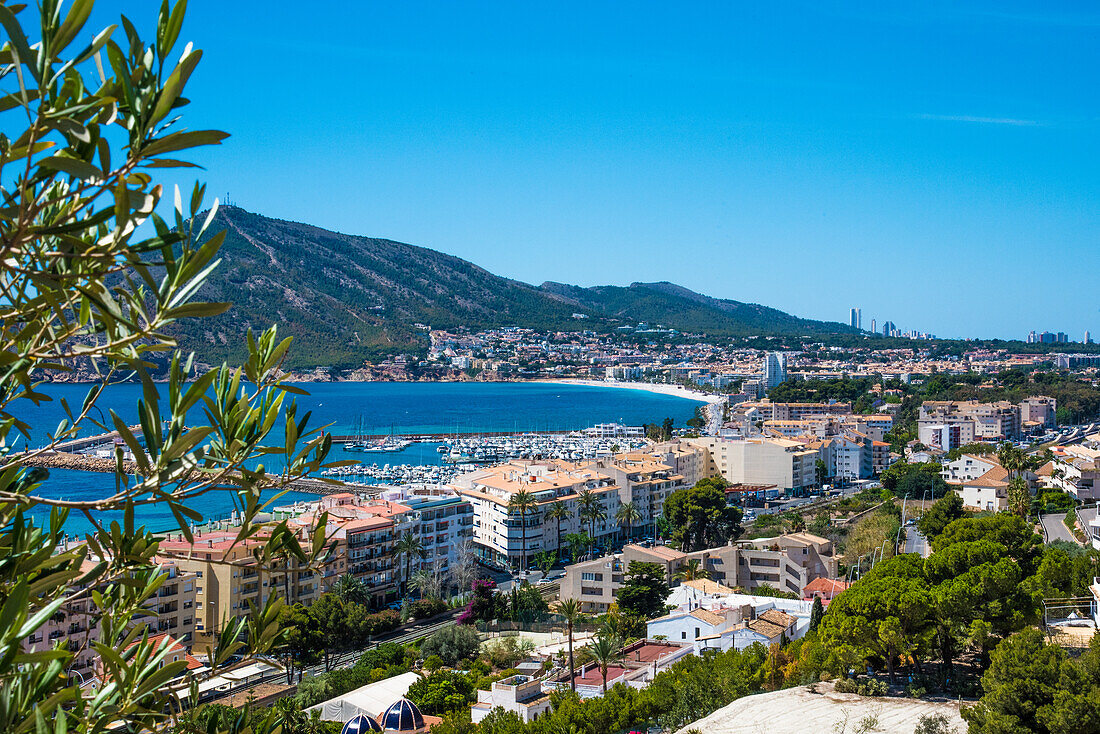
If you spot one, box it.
[320,430,649,483]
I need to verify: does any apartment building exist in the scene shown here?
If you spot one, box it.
[560,534,837,612]
[769,402,852,420]
[293,488,475,600]
[685,436,819,494]
[594,453,685,529]
[1020,397,1058,431]
[159,528,325,646]
[918,399,1057,445]
[650,440,707,486]
[27,554,199,677]
[453,460,623,570]
[1050,444,1100,501]
[812,434,867,482]
[452,454,687,571]
[942,453,1000,484]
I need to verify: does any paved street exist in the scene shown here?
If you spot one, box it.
[1040,513,1080,545]
[1079,506,1099,547]
[903,528,930,558]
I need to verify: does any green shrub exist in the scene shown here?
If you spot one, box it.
[407,670,476,715]
[409,598,448,620]
[857,678,889,697]
[420,625,482,666]
[834,678,859,694]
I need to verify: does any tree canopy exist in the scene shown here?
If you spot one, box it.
[663,477,743,551]
[617,561,671,619]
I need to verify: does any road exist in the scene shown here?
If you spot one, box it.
[903,528,930,558]
[1039,513,1080,545]
[1080,506,1099,547]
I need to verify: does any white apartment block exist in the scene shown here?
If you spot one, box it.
[942,453,1000,484]
[451,454,689,570]
[918,399,1055,444]
[452,461,623,570]
[561,534,838,612]
[1049,443,1100,501]
[685,436,819,493]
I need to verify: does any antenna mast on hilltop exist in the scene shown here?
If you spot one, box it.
[225,192,232,206]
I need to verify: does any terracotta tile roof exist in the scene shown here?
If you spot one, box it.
[745,618,786,639]
[966,466,1010,488]
[803,577,850,595]
[681,579,736,596]
[758,609,797,628]
[632,544,686,562]
[689,608,726,626]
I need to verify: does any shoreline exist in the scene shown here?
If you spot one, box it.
[536,378,724,405]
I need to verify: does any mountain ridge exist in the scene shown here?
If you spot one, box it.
[174,206,857,369]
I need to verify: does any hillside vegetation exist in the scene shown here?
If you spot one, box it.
[174,207,857,369]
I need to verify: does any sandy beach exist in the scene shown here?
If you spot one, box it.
[540,378,724,405]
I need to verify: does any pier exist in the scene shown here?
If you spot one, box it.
[18,451,343,495]
[52,425,145,454]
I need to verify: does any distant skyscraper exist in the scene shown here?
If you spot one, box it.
[871,318,876,334]
[1086,330,1092,344]
[850,308,858,329]
[1027,331,1038,344]
[763,352,787,390]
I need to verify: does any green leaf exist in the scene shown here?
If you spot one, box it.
[52,0,94,54]
[37,155,102,182]
[151,48,201,124]
[140,129,229,158]
[159,0,188,58]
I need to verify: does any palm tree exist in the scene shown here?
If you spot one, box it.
[586,634,622,695]
[674,558,709,582]
[331,573,368,604]
[546,500,570,556]
[564,532,591,563]
[577,490,605,555]
[998,442,1031,515]
[615,501,641,542]
[410,569,438,600]
[508,489,539,577]
[392,531,425,597]
[558,598,582,692]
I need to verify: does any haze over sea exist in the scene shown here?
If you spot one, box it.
[19,381,698,536]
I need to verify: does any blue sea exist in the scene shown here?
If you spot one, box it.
[13,381,699,536]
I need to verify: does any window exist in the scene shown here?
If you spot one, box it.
[695,627,700,638]
[581,572,603,581]
[681,631,687,640]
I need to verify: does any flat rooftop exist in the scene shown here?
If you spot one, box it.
[622,642,685,664]
[572,665,628,687]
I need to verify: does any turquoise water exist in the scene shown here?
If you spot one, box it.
[14,381,698,536]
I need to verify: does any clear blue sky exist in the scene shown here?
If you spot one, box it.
[95,1,1100,340]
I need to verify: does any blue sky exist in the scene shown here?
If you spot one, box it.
[94,1,1099,340]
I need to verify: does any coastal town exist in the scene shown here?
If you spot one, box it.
[5,1,1099,732]
[335,325,1099,389]
[28,335,1100,731]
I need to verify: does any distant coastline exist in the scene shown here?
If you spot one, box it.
[537,378,723,405]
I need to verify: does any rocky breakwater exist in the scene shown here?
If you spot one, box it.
[21,451,138,474]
